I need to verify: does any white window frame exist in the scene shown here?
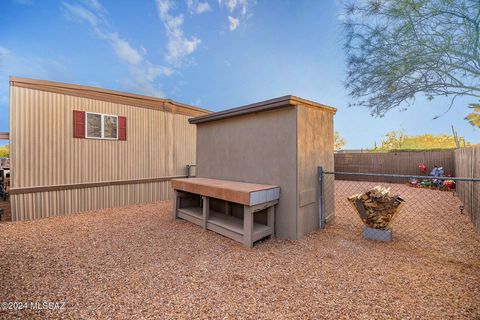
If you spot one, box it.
[85,112,118,140]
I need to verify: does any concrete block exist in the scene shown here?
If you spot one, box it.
[363,226,392,242]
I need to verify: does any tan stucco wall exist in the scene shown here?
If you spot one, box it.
[296,105,335,237]
[196,108,298,239]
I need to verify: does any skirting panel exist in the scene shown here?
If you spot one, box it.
[10,181,173,221]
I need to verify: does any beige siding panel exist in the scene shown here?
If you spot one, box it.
[12,86,197,187]
[11,181,171,220]
[10,86,199,221]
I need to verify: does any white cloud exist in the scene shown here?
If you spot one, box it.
[186,0,211,14]
[219,0,249,15]
[63,1,171,97]
[123,62,172,97]
[0,45,70,106]
[196,2,211,13]
[156,0,201,66]
[107,33,143,65]
[63,2,99,26]
[0,46,68,80]
[228,16,239,30]
[218,0,254,31]
[0,46,10,57]
[64,3,140,66]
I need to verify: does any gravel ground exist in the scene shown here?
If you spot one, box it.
[0,181,479,319]
[332,180,480,263]
[0,199,10,222]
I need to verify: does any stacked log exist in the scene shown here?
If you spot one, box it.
[348,186,404,230]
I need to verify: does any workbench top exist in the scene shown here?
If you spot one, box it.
[171,177,280,206]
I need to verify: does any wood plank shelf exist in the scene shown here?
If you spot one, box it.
[177,207,203,226]
[208,211,272,242]
[172,178,279,248]
[176,207,273,244]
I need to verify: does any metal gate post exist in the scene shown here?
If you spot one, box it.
[318,166,325,229]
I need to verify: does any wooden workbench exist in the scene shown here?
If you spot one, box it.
[171,178,280,248]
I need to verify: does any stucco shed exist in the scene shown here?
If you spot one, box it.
[189,95,336,240]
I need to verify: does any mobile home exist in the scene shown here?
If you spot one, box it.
[8,77,209,220]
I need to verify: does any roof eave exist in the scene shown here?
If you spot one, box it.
[9,76,211,117]
[189,95,336,124]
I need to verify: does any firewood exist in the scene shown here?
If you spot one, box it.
[348,186,405,230]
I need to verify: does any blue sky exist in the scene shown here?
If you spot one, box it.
[0,0,478,148]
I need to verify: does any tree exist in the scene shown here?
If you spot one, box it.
[0,144,8,158]
[342,0,480,117]
[376,131,471,150]
[334,131,348,150]
[379,129,406,150]
[465,103,480,127]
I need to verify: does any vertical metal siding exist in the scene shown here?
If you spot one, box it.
[10,86,198,221]
[11,182,172,220]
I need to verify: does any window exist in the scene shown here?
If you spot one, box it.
[86,112,118,140]
[73,110,126,140]
[104,115,118,139]
[86,113,102,138]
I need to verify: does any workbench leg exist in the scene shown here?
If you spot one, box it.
[225,201,231,216]
[243,206,253,248]
[267,206,275,238]
[202,196,209,229]
[172,190,179,220]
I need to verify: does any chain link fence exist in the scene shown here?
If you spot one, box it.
[319,169,480,264]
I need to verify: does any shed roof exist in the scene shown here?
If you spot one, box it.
[189,95,336,124]
[10,77,210,117]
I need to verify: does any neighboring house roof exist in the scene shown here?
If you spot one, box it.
[9,77,211,117]
[189,95,336,124]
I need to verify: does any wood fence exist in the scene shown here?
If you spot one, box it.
[454,145,480,232]
[334,150,455,182]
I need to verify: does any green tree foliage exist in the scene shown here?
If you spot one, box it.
[342,0,480,117]
[0,144,9,158]
[375,131,471,151]
[465,103,480,127]
[334,131,347,150]
[378,130,407,150]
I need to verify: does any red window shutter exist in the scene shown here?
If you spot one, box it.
[73,110,85,138]
[118,116,127,141]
